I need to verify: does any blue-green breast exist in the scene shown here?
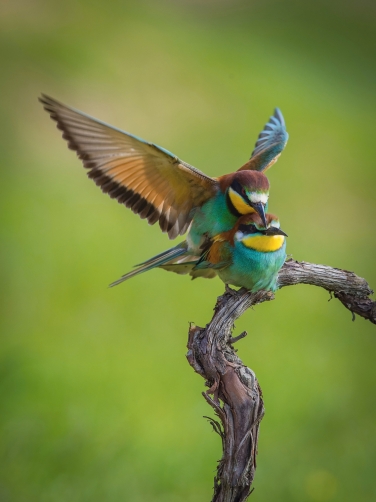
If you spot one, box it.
[218,239,286,292]
[188,192,236,250]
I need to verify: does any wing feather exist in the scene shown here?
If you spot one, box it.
[238,108,288,172]
[40,95,218,238]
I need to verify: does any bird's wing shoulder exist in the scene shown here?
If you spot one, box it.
[194,233,232,270]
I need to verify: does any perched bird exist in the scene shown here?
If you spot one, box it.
[110,213,287,293]
[193,213,287,292]
[39,96,288,265]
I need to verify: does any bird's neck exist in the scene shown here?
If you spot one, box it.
[241,235,285,252]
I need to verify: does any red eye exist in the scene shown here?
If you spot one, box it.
[241,187,246,196]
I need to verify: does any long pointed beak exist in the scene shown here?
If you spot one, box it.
[264,226,288,237]
[250,201,268,228]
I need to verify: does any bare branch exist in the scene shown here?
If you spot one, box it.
[186,259,375,502]
[278,259,375,324]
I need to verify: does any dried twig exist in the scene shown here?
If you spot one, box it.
[186,259,375,502]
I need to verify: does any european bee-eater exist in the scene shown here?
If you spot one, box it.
[110,213,287,293]
[39,95,288,263]
[193,213,287,292]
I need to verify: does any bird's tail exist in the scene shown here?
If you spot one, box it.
[160,257,217,280]
[109,242,189,287]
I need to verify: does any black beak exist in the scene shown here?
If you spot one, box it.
[264,226,288,237]
[250,201,268,228]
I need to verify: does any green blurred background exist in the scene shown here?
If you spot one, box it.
[1,1,376,500]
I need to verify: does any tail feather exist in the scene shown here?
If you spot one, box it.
[134,242,187,267]
[110,243,188,287]
[161,262,217,279]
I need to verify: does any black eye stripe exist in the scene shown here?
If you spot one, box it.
[238,223,259,234]
[231,180,247,199]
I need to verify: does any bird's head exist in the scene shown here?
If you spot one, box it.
[234,213,287,249]
[223,171,270,227]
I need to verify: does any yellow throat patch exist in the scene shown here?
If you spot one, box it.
[228,188,255,215]
[242,235,285,252]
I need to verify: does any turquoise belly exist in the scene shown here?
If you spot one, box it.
[218,241,286,292]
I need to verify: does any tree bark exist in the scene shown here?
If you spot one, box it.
[186,259,375,502]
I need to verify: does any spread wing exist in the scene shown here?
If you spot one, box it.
[238,108,288,172]
[39,95,218,239]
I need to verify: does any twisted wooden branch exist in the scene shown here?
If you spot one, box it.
[186,259,375,502]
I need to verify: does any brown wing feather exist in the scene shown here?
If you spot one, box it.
[39,95,218,239]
